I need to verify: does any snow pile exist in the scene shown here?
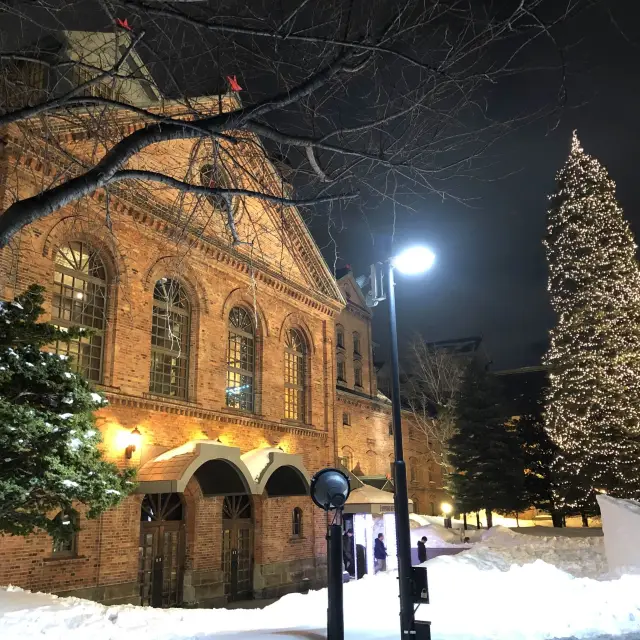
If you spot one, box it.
[598,493,640,574]
[410,523,468,548]
[2,529,640,640]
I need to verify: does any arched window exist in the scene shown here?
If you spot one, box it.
[430,502,436,516]
[366,450,377,475]
[353,332,361,355]
[410,457,418,484]
[340,447,354,471]
[227,307,255,411]
[52,241,107,382]
[336,356,346,383]
[200,162,229,212]
[336,325,345,349]
[150,279,190,398]
[411,496,420,516]
[284,329,306,422]
[292,507,303,537]
[51,510,78,557]
[354,362,363,388]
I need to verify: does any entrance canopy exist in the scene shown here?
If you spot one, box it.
[136,440,310,497]
[344,483,414,515]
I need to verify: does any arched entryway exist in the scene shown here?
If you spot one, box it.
[222,494,254,601]
[138,493,186,608]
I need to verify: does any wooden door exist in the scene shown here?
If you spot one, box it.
[139,493,185,608]
[222,495,254,601]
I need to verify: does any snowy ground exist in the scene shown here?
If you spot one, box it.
[1,526,639,640]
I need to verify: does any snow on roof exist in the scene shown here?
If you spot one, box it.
[241,447,281,482]
[376,390,391,403]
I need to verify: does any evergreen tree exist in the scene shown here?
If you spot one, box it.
[448,363,525,526]
[544,133,640,511]
[0,285,135,540]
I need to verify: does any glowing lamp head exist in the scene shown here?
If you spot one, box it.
[441,502,453,515]
[125,427,142,460]
[391,246,435,275]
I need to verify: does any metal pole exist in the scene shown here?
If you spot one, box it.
[327,519,344,640]
[386,261,422,638]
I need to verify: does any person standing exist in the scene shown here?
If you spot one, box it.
[417,536,427,564]
[374,533,388,573]
[343,529,355,576]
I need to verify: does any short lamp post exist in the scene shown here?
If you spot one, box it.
[441,502,453,529]
[310,468,351,640]
[362,245,435,640]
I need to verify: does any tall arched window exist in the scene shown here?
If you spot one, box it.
[284,329,306,422]
[352,331,361,355]
[354,362,363,388]
[200,162,229,212]
[292,507,303,537]
[52,242,107,382]
[227,307,255,411]
[340,447,354,471]
[150,279,190,398]
[409,457,418,484]
[337,356,346,383]
[336,324,345,349]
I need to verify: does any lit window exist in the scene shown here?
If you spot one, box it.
[150,279,190,398]
[51,511,78,557]
[284,329,306,422]
[52,242,107,382]
[292,507,303,537]
[226,307,255,411]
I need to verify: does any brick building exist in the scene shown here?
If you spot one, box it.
[0,31,440,607]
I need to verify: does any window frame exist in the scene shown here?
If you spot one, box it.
[354,362,363,388]
[352,331,361,356]
[336,325,345,350]
[342,411,351,426]
[226,306,256,412]
[284,328,306,423]
[51,511,79,559]
[149,279,191,399]
[337,356,346,383]
[341,448,354,471]
[292,507,303,538]
[52,241,108,383]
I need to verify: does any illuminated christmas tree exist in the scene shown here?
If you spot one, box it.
[544,132,640,511]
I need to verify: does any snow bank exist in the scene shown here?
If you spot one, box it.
[1,529,639,640]
[598,493,640,574]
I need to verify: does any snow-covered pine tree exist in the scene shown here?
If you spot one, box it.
[0,285,135,540]
[544,132,640,511]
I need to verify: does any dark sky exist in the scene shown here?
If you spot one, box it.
[309,1,640,371]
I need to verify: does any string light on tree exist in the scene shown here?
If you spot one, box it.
[544,132,640,511]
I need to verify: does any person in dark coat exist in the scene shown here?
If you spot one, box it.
[343,529,355,576]
[374,533,388,573]
[417,536,428,564]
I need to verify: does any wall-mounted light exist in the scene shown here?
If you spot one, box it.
[125,427,142,460]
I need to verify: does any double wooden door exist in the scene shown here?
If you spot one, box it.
[139,493,185,608]
[222,495,254,601]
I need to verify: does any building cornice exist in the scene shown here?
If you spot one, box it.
[101,389,328,439]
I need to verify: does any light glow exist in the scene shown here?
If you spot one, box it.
[391,246,435,275]
[441,502,453,515]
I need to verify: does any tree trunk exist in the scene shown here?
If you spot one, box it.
[515,512,520,528]
[551,511,563,528]
[562,514,567,527]
[486,509,493,529]
[581,512,589,527]
[463,513,468,530]
[476,512,481,529]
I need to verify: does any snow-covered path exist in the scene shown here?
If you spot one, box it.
[1,526,639,640]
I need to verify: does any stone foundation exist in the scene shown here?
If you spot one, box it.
[54,581,139,606]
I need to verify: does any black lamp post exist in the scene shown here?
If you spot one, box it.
[310,468,351,640]
[363,245,435,640]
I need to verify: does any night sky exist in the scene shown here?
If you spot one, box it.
[309,1,640,371]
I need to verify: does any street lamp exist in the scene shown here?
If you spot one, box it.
[363,244,435,640]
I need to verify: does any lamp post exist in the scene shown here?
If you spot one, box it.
[364,245,435,639]
[441,502,453,529]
